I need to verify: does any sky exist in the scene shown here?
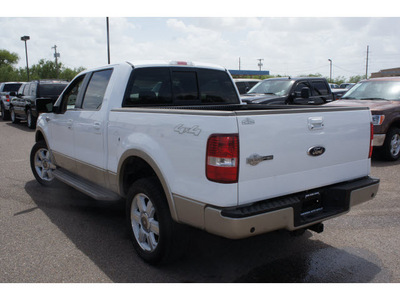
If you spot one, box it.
[1,0,400,80]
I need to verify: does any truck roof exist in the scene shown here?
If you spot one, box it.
[126,60,227,71]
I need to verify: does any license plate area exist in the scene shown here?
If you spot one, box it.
[300,192,323,217]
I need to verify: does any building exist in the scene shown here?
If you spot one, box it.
[370,67,400,78]
[229,70,270,77]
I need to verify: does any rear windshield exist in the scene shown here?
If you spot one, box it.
[39,84,68,98]
[123,67,239,106]
[3,83,22,92]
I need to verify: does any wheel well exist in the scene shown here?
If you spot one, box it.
[120,156,159,196]
[35,131,45,143]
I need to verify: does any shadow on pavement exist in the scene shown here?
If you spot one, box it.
[25,180,384,283]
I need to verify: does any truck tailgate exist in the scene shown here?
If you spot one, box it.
[236,107,372,206]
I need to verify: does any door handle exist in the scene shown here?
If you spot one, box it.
[93,122,101,130]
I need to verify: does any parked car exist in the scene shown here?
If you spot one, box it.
[241,77,335,105]
[10,79,68,128]
[233,78,261,94]
[325,77,400,160]
[339,83,356,90]
[329,83,340,89]
[0,82,24,120]
[30,61,378,264]
[330,88,349,100]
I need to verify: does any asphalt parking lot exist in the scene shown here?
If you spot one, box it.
[0,119,399,283]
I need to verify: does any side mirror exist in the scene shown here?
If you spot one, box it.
[301,87,310,98]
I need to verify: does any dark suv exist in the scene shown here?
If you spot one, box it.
[241,77,335,105]
[10,79,68,128]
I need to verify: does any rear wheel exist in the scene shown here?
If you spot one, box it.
[30,141,56,186]
[126,177,176,264]
[381,128,400,161]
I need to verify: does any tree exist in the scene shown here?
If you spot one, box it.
[348,75,367,83]
[0,49,19,68]
[0,49,20,82]
[17,59,85,81]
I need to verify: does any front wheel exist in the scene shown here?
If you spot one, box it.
[27,109,37,129]
[10,107,20,124]
[30,141,56,186]
[126,177,176,264]
[381,127,400,161]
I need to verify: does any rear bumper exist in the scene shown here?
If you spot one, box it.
[202,176,379,239]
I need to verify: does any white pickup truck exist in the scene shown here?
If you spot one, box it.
[30,61,379,264]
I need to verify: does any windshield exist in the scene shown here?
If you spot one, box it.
[247,80,293,96]
[342,81,400,100]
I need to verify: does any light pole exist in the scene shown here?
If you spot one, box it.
[106,17,111,64]
[328,59,332,82]
[21,36,30,81]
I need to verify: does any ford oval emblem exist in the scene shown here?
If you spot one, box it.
[308,146,325,157]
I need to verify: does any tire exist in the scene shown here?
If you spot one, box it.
[30,140,56,186]
[381,127,400,161]
[1,103,11,121]
[126,177,176,264]
[27,108,36,129]
[10,107,20,124]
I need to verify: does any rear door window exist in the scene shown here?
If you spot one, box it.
[81,69,113,110]
[311,80,329,96]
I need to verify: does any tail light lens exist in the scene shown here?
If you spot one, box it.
[6,95,10,102]
[369,122,373,158]
[206,134,239,183]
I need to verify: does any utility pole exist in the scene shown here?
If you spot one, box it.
[257,58,264,71]
[52,45,60,78]
[366,45,369,79]
[239,57,241,70]
[106,17,111,64]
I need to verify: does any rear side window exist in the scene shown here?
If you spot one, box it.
[39,84,68,98]
[312,80,329,95]
[82,69,113,110]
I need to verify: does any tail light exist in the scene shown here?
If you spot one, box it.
[206,134,239,183]
[369,122,373,159]
[6,95,10,102]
